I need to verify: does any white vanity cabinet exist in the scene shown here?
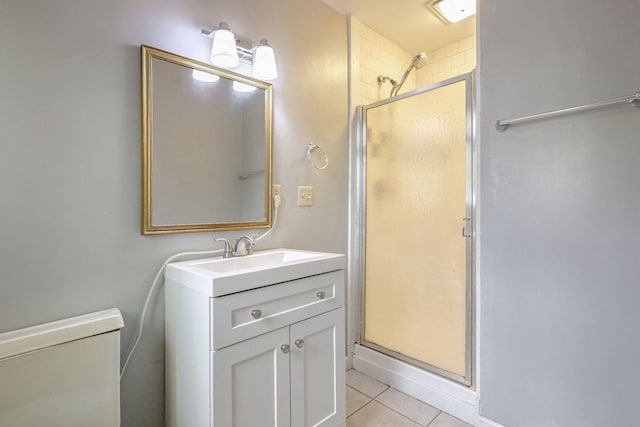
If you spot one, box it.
[212,308,344,427]
[165,250,346,427]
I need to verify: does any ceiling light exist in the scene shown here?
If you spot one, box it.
[428,0,476,24]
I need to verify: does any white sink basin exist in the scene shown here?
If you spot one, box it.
[192,250,322,273]
[165,248,346,297]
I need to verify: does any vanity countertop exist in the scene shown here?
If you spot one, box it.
[165,248,346,297]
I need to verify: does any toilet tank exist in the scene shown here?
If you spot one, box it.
[0,308,124,427]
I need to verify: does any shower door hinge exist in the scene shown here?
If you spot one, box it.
[461,218,472,238]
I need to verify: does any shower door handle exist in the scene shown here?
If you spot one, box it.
[461,218,472,238]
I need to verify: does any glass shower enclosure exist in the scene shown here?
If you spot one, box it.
[356,73,474,385]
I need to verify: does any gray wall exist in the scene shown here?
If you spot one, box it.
[0,1,347,426]
[478,0,640,425]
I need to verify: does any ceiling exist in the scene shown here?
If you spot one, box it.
[322,0,475,55]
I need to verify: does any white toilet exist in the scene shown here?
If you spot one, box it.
[0,308,124,427]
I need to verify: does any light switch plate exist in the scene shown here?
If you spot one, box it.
[297,186,314,207]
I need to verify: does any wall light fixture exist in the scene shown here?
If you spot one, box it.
[201,22,278,81]
[207,22,239,68]
[252,39,278,80]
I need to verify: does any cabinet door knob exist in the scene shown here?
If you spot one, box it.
[316,291,326,299]
[294,339,304,349]
[280,344,290,354]
[251,309,262,319]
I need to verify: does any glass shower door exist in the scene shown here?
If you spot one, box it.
[360,74,473,384]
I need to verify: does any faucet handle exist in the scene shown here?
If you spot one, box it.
[215,238,233,258]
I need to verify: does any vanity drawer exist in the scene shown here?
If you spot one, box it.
[210,270,344,350]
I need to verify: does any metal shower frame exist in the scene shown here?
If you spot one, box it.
[354,71,476,386]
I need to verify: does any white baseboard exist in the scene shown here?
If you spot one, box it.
[476,416,507,427]
[353,344,477,424]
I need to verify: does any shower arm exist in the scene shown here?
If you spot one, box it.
[387,53,427,97]
[378,75,398,98]
[390,65,415,97]
[377,75,398,97]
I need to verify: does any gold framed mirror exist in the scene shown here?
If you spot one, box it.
[141,45,272,234]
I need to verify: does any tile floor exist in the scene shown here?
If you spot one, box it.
[346,370,471,427]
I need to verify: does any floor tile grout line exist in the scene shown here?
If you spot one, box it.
[425,410,443,427]
[346,396,375,420]
[349,397,420,426]
[373,386,443,426]
[349,379,440,426]
[347,372,470,426]
[371,385,390,399]
[373,397,439,427]
[346,380,390,400]
[346,384,375,419]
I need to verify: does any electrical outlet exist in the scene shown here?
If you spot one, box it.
[297,186,314,207]
[272,184,281,198]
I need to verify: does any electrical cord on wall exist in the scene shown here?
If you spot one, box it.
[253,195,279,243]
[120,194,281,378]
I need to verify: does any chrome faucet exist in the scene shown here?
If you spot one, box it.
[234,235,256,256]
[215,236,256,258]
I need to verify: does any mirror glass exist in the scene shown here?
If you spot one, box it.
[142,45,272,234]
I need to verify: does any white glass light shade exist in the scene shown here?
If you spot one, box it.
[210,24,239,68]
[252,39,278,80]
[434,0,476,23]
[232,81,257,93]
[192,69,220,83]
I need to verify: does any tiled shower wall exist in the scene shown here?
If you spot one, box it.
[417,35,476,87]
[351,18,414,106]
[350,16,476,107]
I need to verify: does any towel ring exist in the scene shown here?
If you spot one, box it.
[306,143,329,170]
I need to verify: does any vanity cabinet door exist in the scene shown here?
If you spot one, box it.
[211,327,291,427]
[290,308,346,427]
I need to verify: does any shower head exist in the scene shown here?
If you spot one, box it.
[390,52,428,97]
[413,52,428,70]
